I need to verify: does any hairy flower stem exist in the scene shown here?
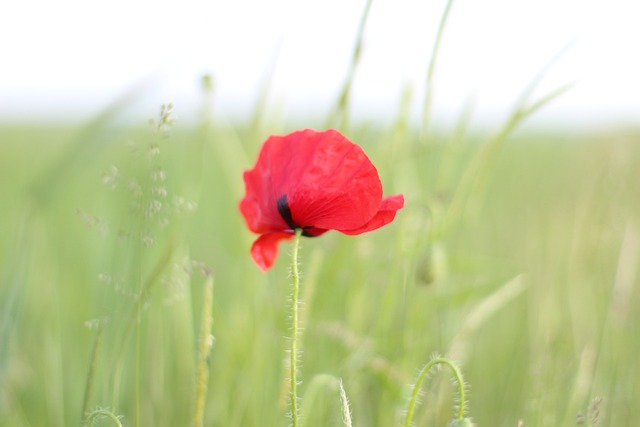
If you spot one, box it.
[290,228,304,427]
[85,408,123,427]
[404,357,467,427]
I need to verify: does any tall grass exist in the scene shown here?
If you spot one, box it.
[1,118,639,427]
[1,4,639,427]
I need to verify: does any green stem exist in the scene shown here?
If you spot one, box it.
[403,357,467,427]
[194,275,215,427]
[290,228,304,427]
[328,0,374,130]
[339,380,353,427]
[421,0,456,144]
[81,324,104,423]
[111,244,174,408]
[134,295,142,427]
[85,408,123,427]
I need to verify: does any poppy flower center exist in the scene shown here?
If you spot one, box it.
[277,195,316,237]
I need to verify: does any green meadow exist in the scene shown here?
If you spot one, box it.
[1,106,638,427]
[1,2,639,425]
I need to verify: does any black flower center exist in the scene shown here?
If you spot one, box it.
[277,195,315,237]
[277,195,298,229]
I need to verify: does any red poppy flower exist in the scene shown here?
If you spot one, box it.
[239,129,405,271]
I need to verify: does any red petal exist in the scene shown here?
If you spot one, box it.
[241,129,384,233]
[250,232,294,271]
[240,168,289,234]
[284,130,383,230]
[339,194,405,235]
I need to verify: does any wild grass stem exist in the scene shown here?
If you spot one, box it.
[328,0,374,130]
[420,0,456,144]
[193,275,214,427]
[110,243,175,409]
[439,79,574,237]
[81,324,104,423]
[134,297,142,427]
[339,380,353,427]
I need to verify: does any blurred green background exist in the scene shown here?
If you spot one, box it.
[2,0,640,425]
[1,106,638,426]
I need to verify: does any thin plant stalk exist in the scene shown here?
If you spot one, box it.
[421,0,456,144]
[339,380,353,427]
[403,357,467,427]
[436,43,575,237]
[328,0,374,130]
[289,228,304,427]
[134,297,142,427]
[248,42,281,138]
[194,275,215,427]
[438,80,574,237]
[81,324,104,423]
[111,243,175,408]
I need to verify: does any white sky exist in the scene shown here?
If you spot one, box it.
[1,0,638,128]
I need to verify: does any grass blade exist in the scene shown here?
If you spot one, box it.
[420,0,456,144]
[327,0,374,130]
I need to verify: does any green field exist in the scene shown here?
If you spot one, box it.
[1,106,638,427]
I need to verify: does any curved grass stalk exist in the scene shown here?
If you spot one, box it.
[85,408,123,427]
[403,357,467,427]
